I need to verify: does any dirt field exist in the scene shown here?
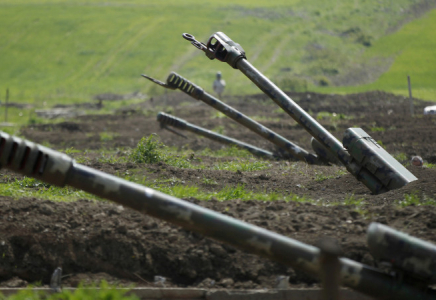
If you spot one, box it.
[1,90,436,289]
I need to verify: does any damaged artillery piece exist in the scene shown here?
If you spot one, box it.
[182,32,417,194]
[0,131,435,300]
[142,72,329,164]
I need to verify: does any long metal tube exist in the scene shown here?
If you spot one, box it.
[235,59,387,193]
[157,112,277,159]
[167,72,319,164]
[181,32,400,194]
[238,60,348,163]
[0,131,434,299]
[143,73,320,164]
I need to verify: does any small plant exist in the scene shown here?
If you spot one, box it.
[217,146,253,158]
[99,132,118,142]
[64,147,82,155]
[129,135,164,164]
[316,111,351,121]
[314,172,335,182]
[0,281,139,300]
[28,115,45,125]
[202,177,218,186]
[165,155,195,169]
[129,136,196,168]
[212,111,226,119]
[393,152,408,162]
[396,192,436,207]
[370,126,386,132]
[343,194,365,206]
[326,194,366,212]
[215,184,247,201]
[376,140,386,149]
[212,125,225,135]
[17,177,51,189]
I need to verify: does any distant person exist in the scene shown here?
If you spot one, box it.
[213,71,226,99]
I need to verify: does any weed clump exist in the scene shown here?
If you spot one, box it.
[129,135,194,168]
[397,192,436,207]
[129,135,165,164]
[0,280,139,300]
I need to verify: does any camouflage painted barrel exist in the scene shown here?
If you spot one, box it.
[234,58,391,193]
[0,130,434,300]
[153,72,320,164]
[181,32,418,194]
[368,222,436,284]
[157,112,277,159]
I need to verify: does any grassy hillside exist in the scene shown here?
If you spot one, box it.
[315,8,436,101]
[0,0,435,105]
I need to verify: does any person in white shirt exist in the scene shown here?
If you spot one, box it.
[213,71,226,99]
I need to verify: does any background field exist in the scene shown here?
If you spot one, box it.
[0,0,435,105]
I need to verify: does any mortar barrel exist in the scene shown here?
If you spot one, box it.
[236,60,349,163]
[165,72,320,164]
[367,222,436,284]
[0,131,433,300]
[157,112,277,159]
[235,59,388,194]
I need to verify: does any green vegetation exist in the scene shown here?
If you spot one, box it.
[99,131,118,142]
[0,0,434,105]
[129,135,165,164]
[198,145,255,158]
[0,281,138,300]
[130,135,272,171]
[211,160,271,172]
[369,126,386,132]
[212,112,226,119]
[202,176,218,186]
[251,115,282,122]
[324,194,366,208]
[3,174,300,203]
[314,173,332,182]
[212,125,226,135]
[0,138,273,201]
[393,152,408,163]
[151,183,309,202]
[376,140,386,149]
[316,9,436,100]
[342,194,366,206]
[0,176,100,202]
[273,74,308,92]
[316,111,352,121]
[314,169,347,182]
[397,192,436,207]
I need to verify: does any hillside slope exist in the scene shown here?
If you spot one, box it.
[0,0,435,103]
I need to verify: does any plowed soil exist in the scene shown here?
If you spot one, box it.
[1,90,436,290]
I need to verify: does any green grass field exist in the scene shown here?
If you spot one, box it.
[0,0,435,104]
[315,8,436,101]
